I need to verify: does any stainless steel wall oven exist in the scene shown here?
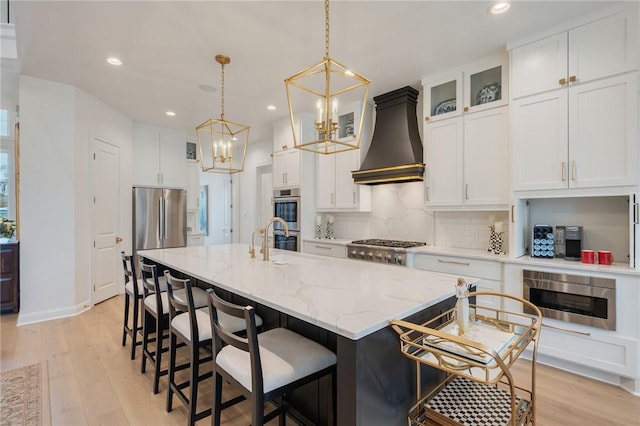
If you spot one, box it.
[523,270,616,331]
[273,188,300,251]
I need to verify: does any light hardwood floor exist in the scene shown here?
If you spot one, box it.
[1,295,639,425]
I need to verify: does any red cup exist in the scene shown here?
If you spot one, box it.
[598,251,614,265]
[581,250,596,264]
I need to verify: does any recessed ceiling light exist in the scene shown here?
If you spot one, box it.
[106,57,122,66]
[165,111,176,117]
[490,1,510,14]
[198,84,217,93]
[266,105,277,111]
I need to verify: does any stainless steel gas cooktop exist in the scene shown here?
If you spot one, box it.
[347,239,427,265]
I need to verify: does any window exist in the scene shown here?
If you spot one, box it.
[0,110,7,137]
[0,150,11,218]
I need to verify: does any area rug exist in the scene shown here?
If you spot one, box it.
[0,362,50,426]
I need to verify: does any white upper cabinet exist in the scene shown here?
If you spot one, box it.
[511,9,638,99]
[423,54,510,210]
[424,107,509,208]
[315,101,372,212]
[133,123,186,188]
[463,107,510,206]
[272,114,314,189]
[510,9,639,192]
[424,117,464,206]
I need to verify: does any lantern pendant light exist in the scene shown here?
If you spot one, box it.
[196,54,250,173]
[284,0,370,155]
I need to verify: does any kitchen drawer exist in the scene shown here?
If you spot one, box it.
[530,323,638,377]
[412,254,502,281]
[304,242,346,259]
[187,235,205,247]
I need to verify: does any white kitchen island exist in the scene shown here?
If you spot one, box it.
[138,244,479,426]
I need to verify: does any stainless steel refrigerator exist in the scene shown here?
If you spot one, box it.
[132,187,187,267]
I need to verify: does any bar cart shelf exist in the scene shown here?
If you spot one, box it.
[391,291,542,426]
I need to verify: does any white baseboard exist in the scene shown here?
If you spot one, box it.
[16,300,91,326]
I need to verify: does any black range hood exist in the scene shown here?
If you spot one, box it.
[352,86,424,185]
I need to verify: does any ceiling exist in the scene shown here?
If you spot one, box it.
[1,1,624,143]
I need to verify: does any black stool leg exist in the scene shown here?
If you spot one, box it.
[153,315,164,394]
[166,332,177,412]
[188,343,198,426]
[130,295,140,360]
[122,292,130,347]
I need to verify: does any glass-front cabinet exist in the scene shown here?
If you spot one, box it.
[424,74,462,122]
[465,61,507,112]
[423,55,507,122]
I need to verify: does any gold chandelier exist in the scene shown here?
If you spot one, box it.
[284,0,370,154]
[196,55,250,173]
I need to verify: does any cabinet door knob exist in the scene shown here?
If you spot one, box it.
[425,116,430,122]
[559,78,567,85]
[115,236,123,244]
[465,184,469,200]
[561,162,566,182]
[464,106,469,112]
[571,161,576,181]
[569,75,577,83]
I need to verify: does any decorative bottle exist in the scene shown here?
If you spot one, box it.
[454,278,470,336]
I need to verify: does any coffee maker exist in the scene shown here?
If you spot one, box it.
[563,226,583,261]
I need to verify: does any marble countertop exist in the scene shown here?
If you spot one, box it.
[138,244,479,340]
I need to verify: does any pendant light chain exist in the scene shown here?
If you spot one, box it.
[220,62,225,120]
[324,0,330,59]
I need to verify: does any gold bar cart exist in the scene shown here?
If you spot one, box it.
[391,291,542,426]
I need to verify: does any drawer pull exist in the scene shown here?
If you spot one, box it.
[314,245,332,250]
[437,259,470,266]
[542,322,591,336]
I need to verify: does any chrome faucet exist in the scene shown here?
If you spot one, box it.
[262,217,289,261]
[249,227,264,259]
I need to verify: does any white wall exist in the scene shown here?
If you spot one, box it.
[18,75,132,325]
[237,138,272,244]
[74,89,133,304]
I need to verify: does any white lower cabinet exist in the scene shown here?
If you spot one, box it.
[411,253,503,313]
[503,263,640,382]
[303,240,346,259]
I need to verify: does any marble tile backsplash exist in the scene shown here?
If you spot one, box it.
[327,182,509,252]
[434,211,510,252]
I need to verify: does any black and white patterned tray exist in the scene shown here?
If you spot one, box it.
[421,376,530,426]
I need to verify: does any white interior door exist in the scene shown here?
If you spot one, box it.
[203,174,232,245]
[92,137,121,304]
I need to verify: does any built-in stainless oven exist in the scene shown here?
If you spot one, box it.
[274,230,299,252]
[273,188,300,251]
[523,269,616,331]
[273,188,300,232]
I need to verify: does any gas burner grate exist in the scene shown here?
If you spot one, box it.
[350,239,427,249]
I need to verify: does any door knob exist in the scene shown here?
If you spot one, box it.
[115,236,123,244]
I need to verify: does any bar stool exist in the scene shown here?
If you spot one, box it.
[165,272,263,426]
[207,289,337,426]
[139,262,171,394]
[121,252,145,360]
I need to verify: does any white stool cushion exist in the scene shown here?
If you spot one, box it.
[127,275,168,296]
[125,279,145,297]
[216,328,336,394]
[171,306,263,342]
[144,287,208,315]
[144,292,169,315]
[171,308,212,342]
